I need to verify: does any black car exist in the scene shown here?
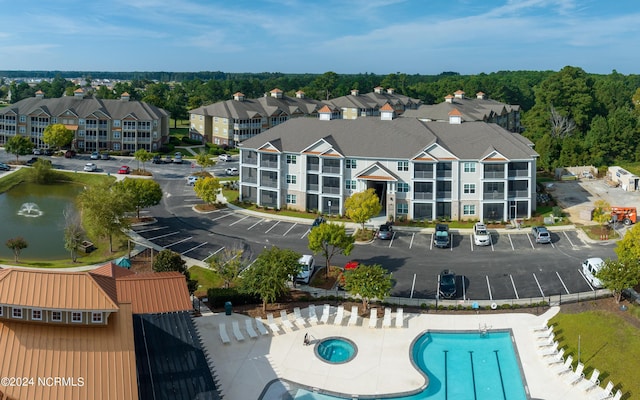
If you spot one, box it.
[152,155,163,164]
[0,162,11,171]
[26,157,40,166]
[439,269,457,299]
[311,216,326,229]
[377,223,393,240]
[43,148,54,156]
[434,223,450,248]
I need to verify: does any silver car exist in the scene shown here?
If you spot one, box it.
[531,226,551,244]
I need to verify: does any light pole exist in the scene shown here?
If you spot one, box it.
[327,200,332,217]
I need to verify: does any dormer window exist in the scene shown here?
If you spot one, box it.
[92,312,103,323]
[51,311,62,322]
[32,309,42,321]
[12,307,22,319]
[71,312,82,323]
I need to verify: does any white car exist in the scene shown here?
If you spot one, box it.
[218,154,231,162]
[473,222,491,246]
[225,167,239,176]
[83,163,97,172]
[295,255,315,284]
[187,175,200,185]
[582,258,604,288]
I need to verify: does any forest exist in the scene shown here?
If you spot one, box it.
[2,66,640,171]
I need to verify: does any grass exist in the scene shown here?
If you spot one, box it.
[550,309,640,398]
[189,265,223,297]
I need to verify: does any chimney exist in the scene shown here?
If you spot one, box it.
[350,89,359,96]
[444,94,454,104]
[233,92,245,101]
[387,88,395,95]
[380,103,395,121]
[476,92,486,100]
[73,88,84,98]
[295,90,305,99]
[120,92,130,101]
[318,105,333,121]
[270,88,283,99]
[448,108,462,124]
[374,86,384,94]
[454,90,465,99]
[35,90,45,99]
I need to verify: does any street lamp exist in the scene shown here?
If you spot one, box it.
[327,200,332,216]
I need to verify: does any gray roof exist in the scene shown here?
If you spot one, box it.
[326,91,421,110]
[189,93,325,119]
[0,95,169,120]
[240,116,537,161]
[403,96,519,122]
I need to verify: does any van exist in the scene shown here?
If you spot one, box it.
[582,258,604,288]
[296,255,315,284]
[173,152,183,164]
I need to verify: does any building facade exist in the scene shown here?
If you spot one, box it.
[239,109,538,222]
[0,90,170,152]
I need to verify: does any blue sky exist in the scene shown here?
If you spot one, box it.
[0,0,638,75]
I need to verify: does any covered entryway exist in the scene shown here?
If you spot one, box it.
[356,162,401,221]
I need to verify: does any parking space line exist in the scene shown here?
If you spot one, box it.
[202,246,225,262]
[507,234,515,250]
[165,236,192,248]
[211,213,232,222]
[470,235,474,251]
[563,231,576,247]
[409,233,415,249]
[283,223,297,236]
[181,242,208,255]
[527,234,535,249]
[229,215,249,226]
[148,231,180,241]
[556,271,570,294]
[183,198,200,202]
[486,276,493,300]
[490,234,495,251]
[509,275,519,299]
[247,218,265,230]
[301,229,310,239]
[264,221,279,234]
[429,234,434,250]
[578,270,595,291]
[532,273,545,297]
[135,226,167,234]
[449,234,453,251]
[388,232,395,248]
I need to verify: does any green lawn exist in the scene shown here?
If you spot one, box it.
[188,265,223,297]
[550,309,640,399]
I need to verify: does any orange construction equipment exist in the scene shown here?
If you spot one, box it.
[610,207,637,225]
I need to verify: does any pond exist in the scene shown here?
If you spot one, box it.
[0,182,83,261]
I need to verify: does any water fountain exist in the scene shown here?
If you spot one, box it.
[17,202,44,217]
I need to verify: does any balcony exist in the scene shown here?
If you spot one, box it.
[322,186,341,194]
[261,179,278,188]
[414,171,434,179]
[307,163,319,172]
[436,191,451,199]
[484,171,505,179]
[508,169,529,177]
[414,192,433,200]
[484,191,505,200]
[508,190,529,198]
[260,160,279,169]
[307,183,319,191]
[244,176,257,184]
[322,166,341,174]
[436,170,452,178]
[242,156,257,165]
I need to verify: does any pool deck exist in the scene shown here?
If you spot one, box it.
[195,305,591,400]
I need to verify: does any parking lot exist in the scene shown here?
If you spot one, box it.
[135,178,618,302]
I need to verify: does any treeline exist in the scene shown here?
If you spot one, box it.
[3,67,640,170]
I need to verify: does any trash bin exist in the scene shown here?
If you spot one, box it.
[224,301,232,315]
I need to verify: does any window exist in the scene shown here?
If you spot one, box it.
[71,312,82,323]
[286,174,297,184]
[52,117,57,123]
[464,162,476,173]
[464,184,476,194]
[79,119,85,125]
[32,309,42,320]
[19,115,26,122]
[78,130,85,137]
[0,306,3,316]
[345,180,356,190]
[12,308,22,319]
[397,182,409,192]
[397,161,409,171]
[92,312,103,323]
[51,311,62,322]
[19,126,25,134]
[113,143,120,150]
[346,159,357,169]
[286,194,297,204]
[463,205,476,215]
[397,203,408,214]
[286,154,297,164]
[113,131,120,139]
[113,120,121,127]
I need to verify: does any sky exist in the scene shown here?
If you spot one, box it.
[0,0,638,75]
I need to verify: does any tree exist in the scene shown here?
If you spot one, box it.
[6,237,28,263]
[308,222,354,278]
[344,189,382,231]
[240,247,301,312]
[193,176,221,205]
[195,151,215,171]
[29,158,56,184]
[208,246,246,289]
[343,264,393,310]
[133,148,153,171]
[596,259,640,303]
[63,205,84,262]
[116,178,163,219]
[592,200,611,238]
[5,135,34,163]
[77,181,133,252]
[153,249,198,294]
[42,123,74,150]
[614,223,640,262]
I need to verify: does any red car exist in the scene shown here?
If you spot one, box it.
[344,260,359,270]
[118,166,130,174]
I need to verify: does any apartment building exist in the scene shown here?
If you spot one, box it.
[0,90,170,152]
[403,90,521,133]
[238,106,538,222]
[188,87,421,146]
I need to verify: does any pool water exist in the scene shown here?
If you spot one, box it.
[295,331,527,400]
[315,338,356,364]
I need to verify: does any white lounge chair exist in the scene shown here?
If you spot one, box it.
[539,341,559,354]
[551,355,573,375]
[245,319,258,339]
[333,305,344,325]
[564,362,584,385]
[382,307,392,328]
[395,307,404,328]
[610,390,622,400]
[308,305,319,325]
[590,381,614,400]
[320,304,330,324]
[266,313,282,334]
[232,320,245,341]
[535,326,554,338]
[532,318,550,332]
[577,369,600,392]
[368,308,378,328]
[219,323,231,344]
[545,348,565,365]
[293,307,306,327]
[347,306,359,326]
[537,336,555,348]
[255,317,269,336]
[280,310,294,331]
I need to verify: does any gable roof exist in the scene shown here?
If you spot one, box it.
[91,262,136,279]
[403,94,520,123]
[115,272,192,314]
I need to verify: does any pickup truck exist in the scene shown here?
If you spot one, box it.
[434,223,450,248]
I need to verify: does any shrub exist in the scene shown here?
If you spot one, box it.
[206,288,260,308]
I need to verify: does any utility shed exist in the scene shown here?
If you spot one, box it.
[608,166,639,191]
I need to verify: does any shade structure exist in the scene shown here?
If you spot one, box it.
[114,257,132,269]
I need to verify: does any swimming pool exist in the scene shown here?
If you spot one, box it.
[292,331,528,399]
